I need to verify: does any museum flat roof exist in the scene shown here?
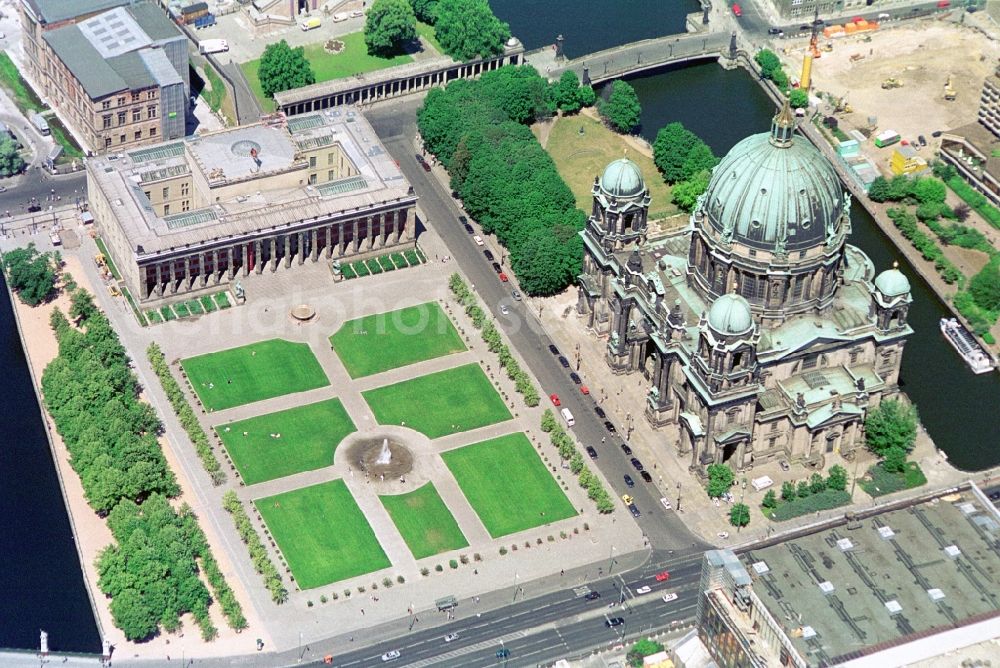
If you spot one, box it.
[741,491,1000,666]
[87,108,415,258]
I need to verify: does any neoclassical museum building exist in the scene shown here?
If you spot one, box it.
[577,102,913,474]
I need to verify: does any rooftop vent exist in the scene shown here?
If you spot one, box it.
[836,538,854,552]
[927,588,945,602]
[944,545,961,559]
[751,561,770,575]
[818,581,834,596]
[885,600,902,616]
[958,502,977,515]
[801,626,817,639]
[877,526,895,540]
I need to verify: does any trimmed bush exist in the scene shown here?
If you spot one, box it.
[769,489,851,521]
[221,490,289,604]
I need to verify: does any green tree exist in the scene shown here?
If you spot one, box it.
[671,170,711,212]
[409,0,438,23]
[882,445,908,473]
[598,80,641,134]
[257,40,315,99]
[3,243,56,305]
[554,70,582,113]
[762,489,778,509]
[653,122,699,183]
[754,49,781,76]
[864,399,919,455]
[788,88,809,108]
[706,463,735,498]
[827,465,848,491]
[868,176,893,202]
[729,503,751,527]
[577,84,596,108]
[781,480,796,501]
[480,65,549,124]
[0,136,25,176]
[796,480,811,498]
[809,472,827,494]
[434,0,510,62]
[912,177,947,205]
[364,0,417,56]
[970,257,1000,311]
[887,174,915,201]
[627,639,665,668]
[680,142,718,181]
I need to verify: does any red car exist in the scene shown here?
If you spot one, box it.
[580,385,590,395]
[732,3,742,17]
[550,393,561,406]
[499,272,509,282]
[655,571,671,582]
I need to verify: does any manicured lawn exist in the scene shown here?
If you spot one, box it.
[415,21,443,54]
[241,33,414,112]
[216,398,356,485]
[330,302,466,377]
[94,238,122,280]
[542,113,677,222]
[442,433,576,538]
[255,479,390,589]
[362,364,510,438]
[182,339,329,410]
[380,482,468,559]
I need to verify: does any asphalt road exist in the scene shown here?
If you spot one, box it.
[364,100,709,554]
[324,548,705,668]
[738,0,966,38]
[0,169,86,222]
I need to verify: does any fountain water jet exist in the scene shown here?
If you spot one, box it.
[376,438,392,465]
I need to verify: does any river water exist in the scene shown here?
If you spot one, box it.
[493,0,1000,471]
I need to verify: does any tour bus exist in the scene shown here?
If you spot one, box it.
[560,407,575,427]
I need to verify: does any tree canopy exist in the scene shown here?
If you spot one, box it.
[0,136,25,177]
[598,80,641,134]
[671,169,711,212]
[788,88,809,109]
[706,463,734,498]
[434,0,510,62]
[364,0,417,56]
[755,49,788,90]
[652,122,717,184]
[408,0,438,23]
[627,640,666,667]
[257,40,315,99]
[970,257,1000,311]
[3,243,58,305]
[417,65,583,295]
[864,399,919,455]
[729,502,750,527]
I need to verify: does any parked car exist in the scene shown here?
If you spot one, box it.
[511,290,522,301]
[549,344,560,355]
[732,3,742,17]
[621,494,634,505]
[444,633,459,643]
[474,235,484,246]
[641,471,653,483]
[381,650,401,662]
[558,356,571,368]
[629,504,641,518]
[580,385,590,395]
[499,304,509,315]
[491,262,502,273]
[463,222,475,234]
[585,591,601,600]
[606,617,625,627]
[636,586,651,594]
[484,249,495,261]
[630,457,643,471]
[569,372,582,384]
[586,446,598,459]
[624,474,635,488]
[767,27,783,35]
[550,393,561,406]
[604,421,617,434]
[918,135,927,147]
[621,443,632,455]
[655,571,671,582]
[498,272,509,282]
[421,160,431,172]
[779,459,790,471]
[988,489,1000,501]
[595,406,607,419]
[458,215,468,224]
[799,24,811,31]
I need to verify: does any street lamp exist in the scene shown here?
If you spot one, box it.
[608,545,617,575]
[676,482,682,512]
[737,478,748,534]
[512,572,519,603]
[575,343,581,371]
[626,413,634,440]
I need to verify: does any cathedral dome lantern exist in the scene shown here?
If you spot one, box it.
[600,157,646,199]
[874,266,911,298]
[588,156,650,250]
[708,293,754,337]
[871,263,912,332]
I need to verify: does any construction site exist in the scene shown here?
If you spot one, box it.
[782,18,1000,151]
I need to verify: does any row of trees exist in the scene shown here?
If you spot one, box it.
[222,490,289,604]
[754,49,790,92]
[3,243,58,305]
[552,70,596,114]
[541,409,614,513]
[0,136,25,177]
[651,122,719,212]
[449,273,539,406]
[420,67,584,295]
[42,292,244,640]
[147,343,226,485]
[414,0,510,62]
[886,207,963,285]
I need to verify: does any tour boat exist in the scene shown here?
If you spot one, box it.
[940,318,996,374]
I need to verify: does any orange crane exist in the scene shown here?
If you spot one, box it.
[809,7,822,59]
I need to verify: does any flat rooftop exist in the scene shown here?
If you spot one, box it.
[741,490,1000,666]
[87,108,414,259]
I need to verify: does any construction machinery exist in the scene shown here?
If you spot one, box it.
[808,8,822,59]
[944,75,956,101]
[833,96,853,114]
[881,77,903,89]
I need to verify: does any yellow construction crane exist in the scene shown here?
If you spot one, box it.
[944,75,957,101]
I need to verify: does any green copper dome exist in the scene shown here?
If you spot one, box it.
[700,107,844,253]
[708,293,754,335]
[874,267,910,297]
[600,158,645,198]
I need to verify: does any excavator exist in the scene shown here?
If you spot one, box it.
[881,78,903,89]
[944,75,957,101]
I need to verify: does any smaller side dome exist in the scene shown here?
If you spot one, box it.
[708,294,754,335]
[600,158,645,198]
[874,267,910,297]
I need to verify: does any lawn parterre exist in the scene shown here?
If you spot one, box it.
[330,302,466,377]
[442,433,576,537]
[182,339,329,410]
[362,364,511,438]
[380,482,468,559]
[216,398,356,485]
[255,479,390,589]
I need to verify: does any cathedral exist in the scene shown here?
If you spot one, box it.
[577,102,913,474]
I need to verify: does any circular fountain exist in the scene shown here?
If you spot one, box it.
[345,435,414,479]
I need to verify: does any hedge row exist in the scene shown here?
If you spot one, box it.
[541,409,614,513]
[448,273,539,407]
[147,342,226,485]
[222,490,289,604]
[947,175,1000,230]
[769,489,852,522]
[886,207,964,285]
[859,461,927,498]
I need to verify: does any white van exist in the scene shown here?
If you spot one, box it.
[560,407,575,427]
[199,39,229,55]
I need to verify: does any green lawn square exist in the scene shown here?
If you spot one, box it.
[330,302,466,378]
[380,482,468,559]
[182,339,329,410]
[216,398,356,485]
[255,480,390,589]
[442,433,577,538]
[362,364,510,438]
